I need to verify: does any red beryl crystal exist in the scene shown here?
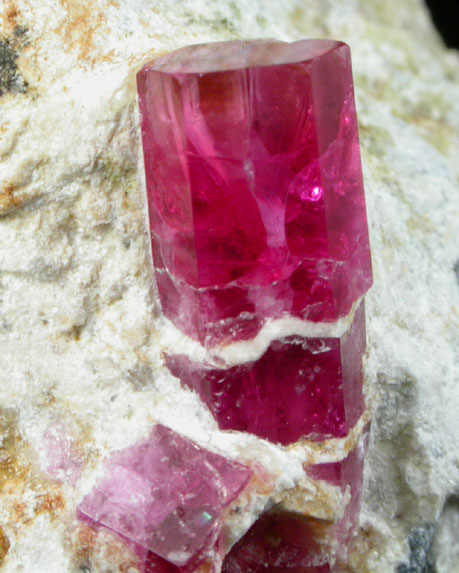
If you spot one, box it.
[137,39,372,345]
[166,302,366,445]
[78,425,252,569]
[222,430,368,572]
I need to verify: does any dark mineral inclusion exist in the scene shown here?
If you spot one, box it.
[0,27,27,96]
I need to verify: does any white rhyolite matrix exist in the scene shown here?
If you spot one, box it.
[0,0,458,571]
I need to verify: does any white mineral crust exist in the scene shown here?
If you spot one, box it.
[0,0,458,571]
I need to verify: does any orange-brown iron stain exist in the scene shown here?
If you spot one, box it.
[58,0,108,64]
[0,410,26,491]
[35,490,65,516]
[74,525,97,570]
[73,524,141,572]
[0,183,23,214]
[1,0,20,33]
[0,408,66,562]
[0,527,10,565]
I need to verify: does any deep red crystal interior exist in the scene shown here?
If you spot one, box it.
[166,302,365,445]
[137,39,372,345]
[221,511,333,572]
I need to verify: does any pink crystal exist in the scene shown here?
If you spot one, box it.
[40,423,82,485]
[166,302,366,445]
[222,429,368,571]
[78,425,252,568]
[137,39,372,345]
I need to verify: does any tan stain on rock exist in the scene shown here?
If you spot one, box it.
[346,523,389,572]
[1,0,20,33]
[0,183,24,214]
[0,409,26,491]
[74,524,97,568]
[35,490,65,517]
[59,0,107,63]
[0,408,67,540]
[0,527,10,565]
[73,525,141,572]
[279,479,343,523]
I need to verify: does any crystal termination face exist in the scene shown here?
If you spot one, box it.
[137,39,372,346]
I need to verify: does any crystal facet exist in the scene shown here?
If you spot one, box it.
[78,425,252,569]
[166,302,366,445]
[222,511,333,572]
[137,39,372,345]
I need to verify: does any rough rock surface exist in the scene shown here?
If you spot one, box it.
[0,0,458,572]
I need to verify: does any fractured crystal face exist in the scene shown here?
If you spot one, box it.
[137,39,372,345]
[77,425,252,569]
[166,302,366,446]
[222,428,368,571]
[306,425,369,549]
[222,511,333,572]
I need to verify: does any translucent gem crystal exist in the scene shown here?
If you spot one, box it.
[134,38,373,569]
[137,39,372,345]
[166,302,366,445]
[78,425,252,568]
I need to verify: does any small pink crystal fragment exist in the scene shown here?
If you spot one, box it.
[137,39,372,345]
[166,302,366,445]
[40,423,82,485]
[78,425,251,568]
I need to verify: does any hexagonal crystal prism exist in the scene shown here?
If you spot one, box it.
[137,39,372,345]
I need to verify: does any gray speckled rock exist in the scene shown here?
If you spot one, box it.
[0,0,458,571]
